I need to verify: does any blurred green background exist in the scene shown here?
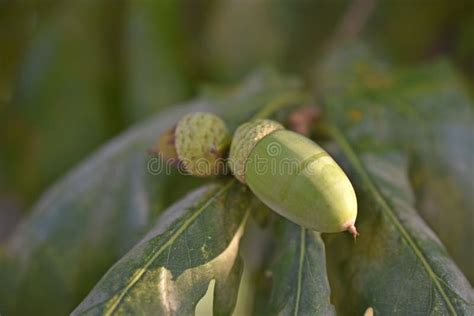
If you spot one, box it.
[1,0,473,240]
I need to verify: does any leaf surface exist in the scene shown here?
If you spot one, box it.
[317,42,474,283]
[72,180,251,316]
[258,221,335,316]
[323,126,474,315]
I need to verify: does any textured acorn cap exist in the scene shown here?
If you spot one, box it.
[229,119,284,183]
[175,112,230,177]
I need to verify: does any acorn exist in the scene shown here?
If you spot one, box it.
[154,112,231,177]
[229,119,358,235]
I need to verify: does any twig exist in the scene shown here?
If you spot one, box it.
[330,0,378,48]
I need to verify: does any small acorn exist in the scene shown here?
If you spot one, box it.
[154,112,231,177]
[229,119,358,235]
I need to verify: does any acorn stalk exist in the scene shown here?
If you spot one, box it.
[229,119,358,235]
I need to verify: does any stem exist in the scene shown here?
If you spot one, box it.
[310,0,378,87]
[329,0,378,50]
[253,91,310,120]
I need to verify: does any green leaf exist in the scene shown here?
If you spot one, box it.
[323,127,474,315]
[72,180,251,315]
[0,69,304,315]
[258,220,335,316]
[317,42,474,283]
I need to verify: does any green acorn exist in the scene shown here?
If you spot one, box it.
[229,119,358,235]
[155,112,231,177]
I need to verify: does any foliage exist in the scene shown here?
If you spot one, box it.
[1,45,473,315]
[1,1,473,315]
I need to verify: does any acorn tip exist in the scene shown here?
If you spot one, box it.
[347,224,359,239]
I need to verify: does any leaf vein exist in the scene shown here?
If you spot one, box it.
[329,126,458,316]
[103,180,236,316]
[294,227,306,316]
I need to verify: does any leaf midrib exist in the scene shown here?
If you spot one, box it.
[103,180,236,316]
[293,227,306,316]
[329,126,457,316]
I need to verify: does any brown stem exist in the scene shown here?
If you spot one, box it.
[331,0,378,47]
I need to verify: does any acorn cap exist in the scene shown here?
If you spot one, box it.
[175,112,230,177]
[229,119,284,183]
